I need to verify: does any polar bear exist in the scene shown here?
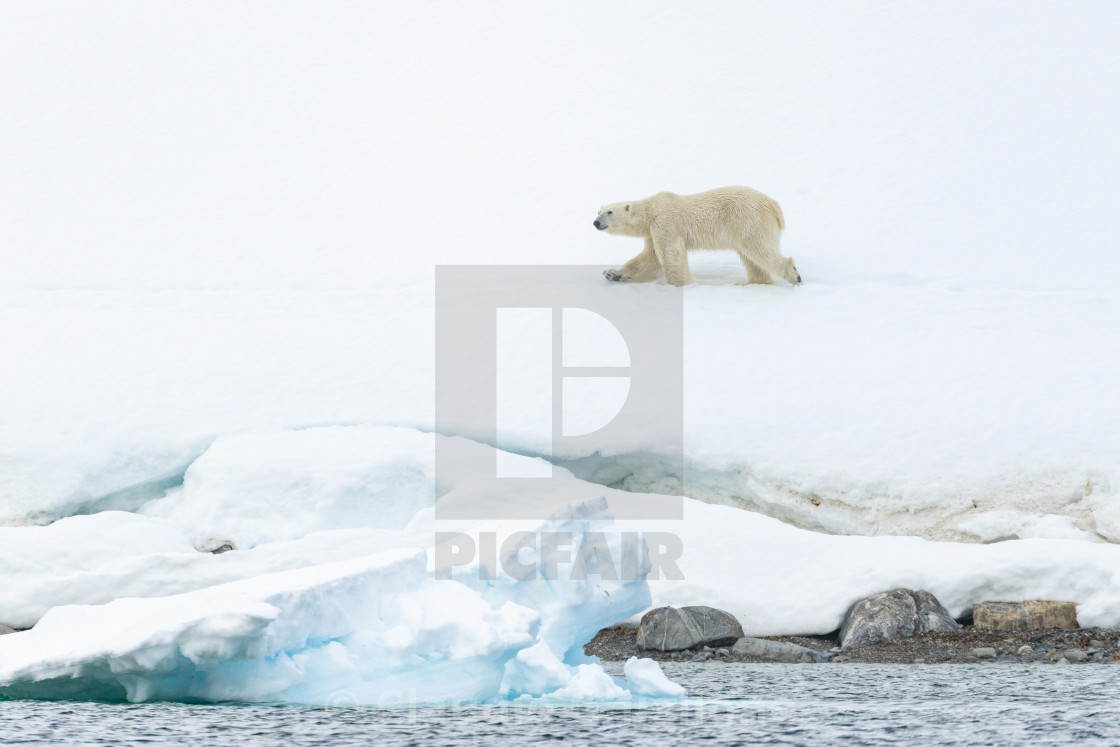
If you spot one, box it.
[593,186,801,287]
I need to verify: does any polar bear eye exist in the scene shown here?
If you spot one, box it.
[607,211,613,215]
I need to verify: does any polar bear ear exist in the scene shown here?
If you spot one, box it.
[625,204,631,212]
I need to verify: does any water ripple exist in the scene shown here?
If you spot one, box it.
[2,663,1119,746]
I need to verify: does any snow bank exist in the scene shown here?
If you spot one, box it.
[0,427,636,629]
[140,426,435,549]
[0,511,408,630]
[437,437,1120,636]
[560,282,1120,543]
[638,498,1120,636]
[3,282,1116,543]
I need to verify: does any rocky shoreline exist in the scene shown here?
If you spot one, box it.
[585,592,1120,665]
[585,624,1120,664]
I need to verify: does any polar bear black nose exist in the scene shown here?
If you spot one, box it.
[593,220,603,229]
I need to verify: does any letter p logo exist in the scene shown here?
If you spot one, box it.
[494,307,631,478]
[435,266,683,519]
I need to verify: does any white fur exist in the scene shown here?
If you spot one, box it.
[595,186,800,287]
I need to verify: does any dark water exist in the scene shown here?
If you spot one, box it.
[2,663,1119,746]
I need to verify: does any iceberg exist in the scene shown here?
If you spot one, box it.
[0,550,541,704]
[0,440,670,704]
[0,533,659,704]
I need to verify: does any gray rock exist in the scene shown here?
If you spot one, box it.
[1089,639,1105,649]
[973,601,1078,632]
[636,606,744,652]
[731,637,830,663]
[839,589,960,651]
[691,651,711,662]
[1064,648,1088,662]
[198,539,237,555]
[0,624,17,636]
[1055,657,1071,666]
[970,647,997,659]
[1017,645,1033,655]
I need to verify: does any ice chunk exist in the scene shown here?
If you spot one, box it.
[3,549,657,705]
[623,657,685,698]
[534,664,628,704]
[500,641,574,698]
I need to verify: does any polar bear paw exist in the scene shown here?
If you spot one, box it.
[603,269,625,282]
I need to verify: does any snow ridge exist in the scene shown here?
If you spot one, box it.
[560,452,1116,543]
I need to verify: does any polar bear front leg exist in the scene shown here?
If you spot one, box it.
[604,238,661,282]
[738,255,774,285]
[653,234,694,287]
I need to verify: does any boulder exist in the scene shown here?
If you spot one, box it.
[731,637,830,663]
[198,539,237,554]
[972,601,1078,632]
[839,589,960,651]
[636,606,744,652]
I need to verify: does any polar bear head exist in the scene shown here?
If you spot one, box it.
[593,203,639,236]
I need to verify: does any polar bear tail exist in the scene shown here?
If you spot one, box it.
[773,201,786,231]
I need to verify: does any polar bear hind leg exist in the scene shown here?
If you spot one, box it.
[736,231,800,285]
